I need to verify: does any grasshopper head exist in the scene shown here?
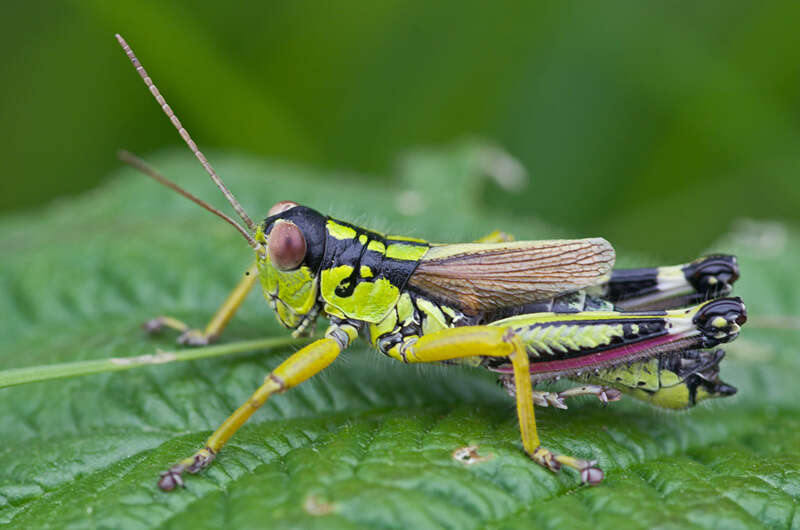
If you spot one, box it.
[113,37,329,331]
[256,201,328,330]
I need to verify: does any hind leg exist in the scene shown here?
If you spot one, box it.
[593,255,739,310]
[389,326,604,485]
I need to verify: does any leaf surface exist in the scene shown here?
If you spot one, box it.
[0,146,797,529]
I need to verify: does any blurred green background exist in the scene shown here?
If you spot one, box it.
[2,1,799,260]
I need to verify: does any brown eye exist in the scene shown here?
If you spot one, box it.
[268,221,306,270]
[268,200,299,216]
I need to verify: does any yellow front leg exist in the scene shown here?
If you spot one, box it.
[146,263,259,345]
[157,327,350,490]
[398,326,603,485]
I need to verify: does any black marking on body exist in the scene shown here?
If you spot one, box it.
[605,267,659,302]
[373,291,466,357]
[322,219,429,295]
[332,234,370,298]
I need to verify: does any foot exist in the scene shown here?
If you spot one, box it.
[531,391,568,409]
[144,316,215,346]
[157,446,216,491]
[177,329,214,346]
[531,446,603,485]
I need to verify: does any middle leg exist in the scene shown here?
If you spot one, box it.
[498,377,622,409]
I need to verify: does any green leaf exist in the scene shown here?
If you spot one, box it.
[0,145,797,529]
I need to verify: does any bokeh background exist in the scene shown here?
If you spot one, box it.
[2,1,799,260]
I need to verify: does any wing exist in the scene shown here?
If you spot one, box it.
[407,238,615,314]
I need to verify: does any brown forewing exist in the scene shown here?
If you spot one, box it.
[407,238,615,314]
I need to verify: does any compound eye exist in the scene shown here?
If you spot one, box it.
[268,200,299,216]
[268,221,306,271]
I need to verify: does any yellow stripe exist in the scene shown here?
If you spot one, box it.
[327,220,357,240]
[386,243,429,261]
[387,234,428,244]
[367,240,386,253]
[490,311,673,327]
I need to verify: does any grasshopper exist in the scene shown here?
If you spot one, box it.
[115,34,747,491]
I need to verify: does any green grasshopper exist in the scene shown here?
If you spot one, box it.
[115,34,747,491]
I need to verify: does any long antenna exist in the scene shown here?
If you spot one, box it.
[115,34,257,232]
[119,150,258,249]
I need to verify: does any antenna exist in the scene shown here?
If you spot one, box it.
[115,34,257,232]
[119,150,258,249]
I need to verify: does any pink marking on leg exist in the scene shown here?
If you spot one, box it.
[490,332,692,375]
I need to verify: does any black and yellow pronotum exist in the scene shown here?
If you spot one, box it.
[116,35,747,490]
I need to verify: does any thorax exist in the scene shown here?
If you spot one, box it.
[367,292,469,359]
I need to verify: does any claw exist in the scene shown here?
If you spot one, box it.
[548,394,568,409]
[531,391,569,409]
[580,461,604,485]
[598,388,622,405]
[157,447,216,491]
[531,393,548,407]
[532,446,605,485]
[157,465,186,491]
[144,317,166,334]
